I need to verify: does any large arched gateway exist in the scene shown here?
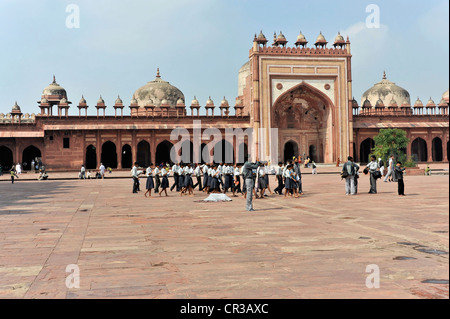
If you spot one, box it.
[272,83,335,163]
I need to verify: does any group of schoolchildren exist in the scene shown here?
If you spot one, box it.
[131,158,310,201]
[132,161,303,199]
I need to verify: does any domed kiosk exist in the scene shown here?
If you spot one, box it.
[133,69,185,111]
[360,72,410,110]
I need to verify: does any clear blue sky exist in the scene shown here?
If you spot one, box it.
[0,0,448,115]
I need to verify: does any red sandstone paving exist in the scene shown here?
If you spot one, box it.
[0,173,448,299]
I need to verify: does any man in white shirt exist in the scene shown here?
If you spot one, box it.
[274,162,284,195]
[153,165,161,193]
[170,163,179,192]
[99,163,105,179]
[193,163,202,191]
[366,155,379,194]
[131,162,143,193]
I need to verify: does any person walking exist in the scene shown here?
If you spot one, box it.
[384,155,394,182]
[170,162,179,192]
[10,165,18,184]
[144,164,154,197]
[378,158,385,177]
[394,161,406,196]
[15,163,22,175]
[159,166,170,197]
[99,163,105,179]
[79,165,86,179]
[193,163,203,191]
[242,159,262,211]
[341,156,359,195]
[131,162,142,194]
[366,155,379,194]
[274,162,284,195]
[294,157,303,195]
[154,164,161,193]
[232,163,242,197]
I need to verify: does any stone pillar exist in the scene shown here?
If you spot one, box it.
[131,130,137,165]
[117,131,122,169]
[427,129,433,162]
[150,131,156,165]
[96,131,101,169]
[406,130,412,160]
[443,129,448,162]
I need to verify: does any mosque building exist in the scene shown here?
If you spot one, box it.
[0,31,448,171]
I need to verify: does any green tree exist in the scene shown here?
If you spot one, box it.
[371,128,410,164]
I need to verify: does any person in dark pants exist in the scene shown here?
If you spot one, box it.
[242,160,263,211]
[10,166,18,184]
[394,161,406,196]
[366,155,380,194]
[154,165,161,193]
[170,162,179,192]
[193,163,202,191]
[131,162,142,193]
[274,162,284,195]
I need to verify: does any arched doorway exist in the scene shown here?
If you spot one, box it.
[309,144,317,162]
[200,143,209,164]
[284,141,298,163]
[121,144,132,168]
[360,138,375,164]
[22,145,42,170]
[86,145,97,169]
[155,140,174,166]
[432,137,443,162]
[272,83,335,163]
[237,143,249,164]
[0,146,13,171]
[411,138,427,162]
[101,141,117,169]
[137,140,151,167]
[180,140,194,164]
[213,139,234,164]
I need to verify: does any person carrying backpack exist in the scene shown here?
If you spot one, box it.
[341,156,359,195]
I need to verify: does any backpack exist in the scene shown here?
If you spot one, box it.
[341,162,355,178]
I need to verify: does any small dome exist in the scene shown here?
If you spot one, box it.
[315,32,327,44]
[220,96,229,107]
[12,101,21,111]
[388,98,398,107]
[297,31,307,42]
[334,32,345,43]
[115,95,123,104]
[277,31,287,41]
[361,72,410,107]
[351,97,358,108]
[176,98,185,106]
[401,99,410,107]
[41,98,49,104]
[42,76,67,97]
[441,89,449,103]
[256,31,268,43]
[97,95,105,104]
[130,95,138,104]
[362,98,372,108]
[206,96,214,106]
[161,99,169,106]
[426,97,436,107]
[438,98,447,106]
[191,96,200,106]
[375,99,384,107]
[414,97,423,107]
[60,97,68,104]
[235,98,243,106]
[79,95,86,104]
[134,69,184,108]
[144,98,154,106]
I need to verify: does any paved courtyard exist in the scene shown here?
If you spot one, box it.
[0,172,448,299]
